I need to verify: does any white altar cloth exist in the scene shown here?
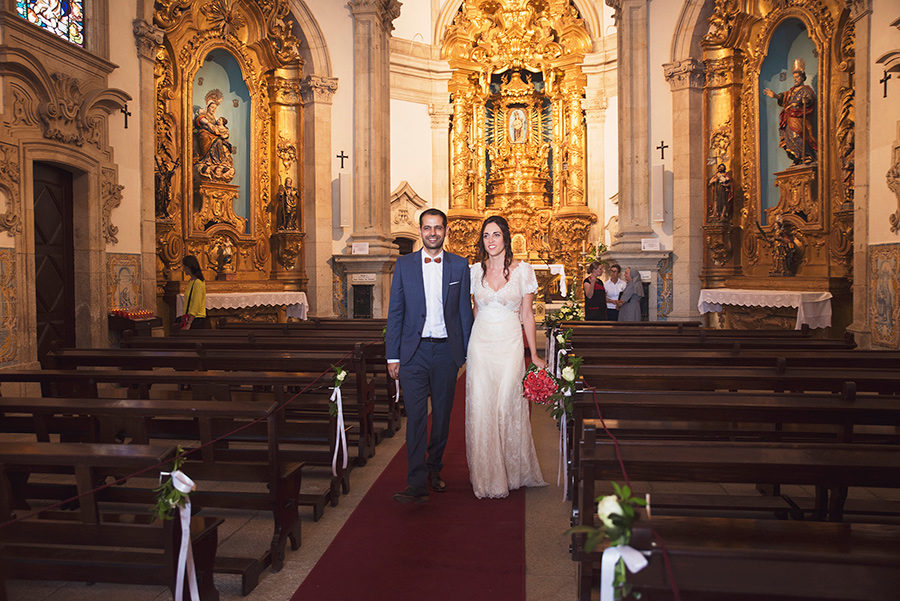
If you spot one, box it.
[698,288,832,330]
[532,264,567,297]
[177,291,308,320]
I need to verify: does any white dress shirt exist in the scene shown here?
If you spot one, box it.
[421,251,447,338]
[605,278,627,310]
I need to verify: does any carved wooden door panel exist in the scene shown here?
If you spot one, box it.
[33,162,75,360]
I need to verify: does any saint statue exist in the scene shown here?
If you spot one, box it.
[194,89,236,181]
[509,109,526,143]
[707,163,734,222]
[763,59,817,165]
[757,215,802,276]
[276,177,299,230]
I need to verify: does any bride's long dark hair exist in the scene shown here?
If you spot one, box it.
[477,215,514,284]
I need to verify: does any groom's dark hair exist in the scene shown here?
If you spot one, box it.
[419,208,447,227]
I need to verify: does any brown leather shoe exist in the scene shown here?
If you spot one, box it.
[429,472,447,493]
[393,486,429,504]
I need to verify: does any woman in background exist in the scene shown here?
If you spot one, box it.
[582,261,607,321]
[617,267,644,322]
[180,255,207,330]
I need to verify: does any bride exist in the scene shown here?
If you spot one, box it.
[466,216,547,499]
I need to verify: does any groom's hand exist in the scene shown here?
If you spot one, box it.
[387,362,400,380]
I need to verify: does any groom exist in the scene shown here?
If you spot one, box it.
[386,208,474,504]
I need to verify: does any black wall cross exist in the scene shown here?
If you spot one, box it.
[880,70,892,99]
[121,104,132,129]
[657,140,669,160]
[336,151,349,169]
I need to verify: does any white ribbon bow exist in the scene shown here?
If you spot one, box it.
[600,545,650,601]
[160,470,199,601]
[556,347,569,501]
[331,385,348,477]
[548,328,557,375]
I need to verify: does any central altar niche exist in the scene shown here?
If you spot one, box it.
[442,0,596,294]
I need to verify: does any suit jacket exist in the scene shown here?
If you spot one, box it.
[385,250,474,368]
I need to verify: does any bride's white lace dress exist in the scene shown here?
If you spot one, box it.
[466,261,547,499]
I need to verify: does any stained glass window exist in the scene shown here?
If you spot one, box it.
[16,1,84,47]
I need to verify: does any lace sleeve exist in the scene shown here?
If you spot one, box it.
[521,262,538,296]
[469,262,479,291]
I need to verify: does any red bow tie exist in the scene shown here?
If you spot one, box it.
[424,257,441,264]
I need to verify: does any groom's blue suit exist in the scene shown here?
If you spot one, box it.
[386,249,474,493]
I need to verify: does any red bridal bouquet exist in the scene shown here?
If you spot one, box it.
[523,365,558,405]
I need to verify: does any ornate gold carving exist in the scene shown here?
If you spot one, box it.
[156,220,184,279]
[703,0,742,47]
[443,0,596,282]
[0,248,17,363]
[271,76,302,104]
[154,0,192,29]
[0,143,22,234]
[829,207,852,275]
[709,118,733,166]
[705,226,733,266]
[194,181,246,232]
[726,305,796,330]
[101,167,124,244]
[261,0,303,65]
[276,135,297,172]
[200,0,247,38]
[768,165,820,228]
[271,230,304,271]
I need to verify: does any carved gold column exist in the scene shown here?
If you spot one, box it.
[701,47,743,288]
[447,81,482,258]
[268,65,305,289]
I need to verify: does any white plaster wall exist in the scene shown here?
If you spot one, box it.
[393,0,431,42]
[604,94,619,237]
[868,0,900,245]
[104,0,142,254]
[647,0,681,251]
[390,99,433,206]
[307,1,355,255]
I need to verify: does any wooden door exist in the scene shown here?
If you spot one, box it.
[33,163,75,360]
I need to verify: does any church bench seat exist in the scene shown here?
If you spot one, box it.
[578,364,900,395]
[577,429,900,526]
[571,334,855,350]
[576,516,900,601]
[0,441,221,601]
[567,390,900,524]
[569,347,900,370]
[0,397,305,583]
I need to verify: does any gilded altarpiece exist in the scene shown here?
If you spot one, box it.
[441,0,596,296]
[700,0,855,331]
[153,0,305,323]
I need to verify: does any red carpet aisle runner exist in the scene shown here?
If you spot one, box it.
[291,376,526,601]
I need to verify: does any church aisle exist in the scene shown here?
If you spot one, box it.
[289,375,527,601]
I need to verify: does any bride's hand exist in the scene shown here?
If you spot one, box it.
[530,356,547,369]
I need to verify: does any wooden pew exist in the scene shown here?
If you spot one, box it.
[579,364,900,395]
[570,347,900,370]
[119,333,401,436]
[0,442,221,601]
[46,345,382,459]
[578,429,900,523]
[569,389,900,520]
[570,334,855,350]
[0,396,303,589]
[0,368,358,512]
[579,516,900,601]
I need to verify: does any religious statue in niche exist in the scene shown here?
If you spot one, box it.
[194,89,236,181]
[707,163,734,221]
[275,177,299,230]
[154,156,179,218]
[757,215,803,276]
[763,59,817,165]
[508,108,527,144]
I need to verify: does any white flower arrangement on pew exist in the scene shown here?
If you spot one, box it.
[567,482,648,600]
[330,365,347,417]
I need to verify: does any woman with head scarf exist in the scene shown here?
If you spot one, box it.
[617,266,644,322]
